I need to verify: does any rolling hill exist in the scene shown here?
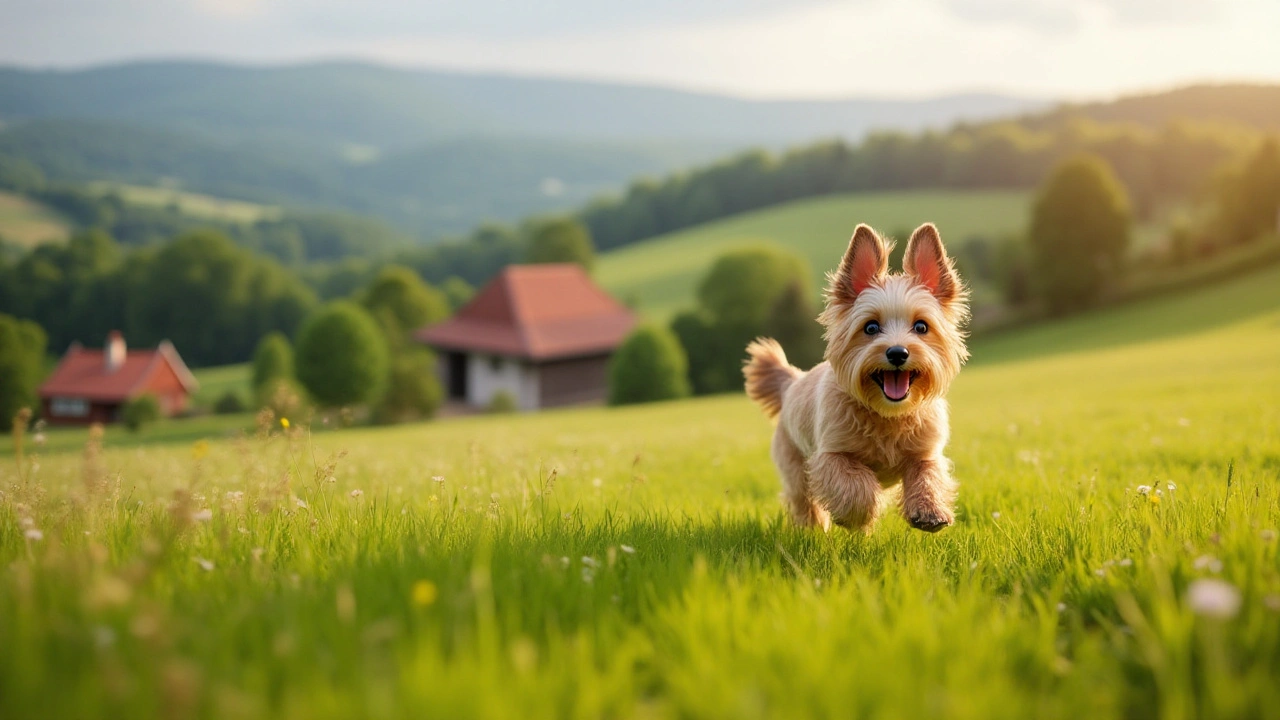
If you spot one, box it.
[0,190,71,247]
[595,189,1033,320]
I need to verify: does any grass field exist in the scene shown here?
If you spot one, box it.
[2,265,1279,718]
[190,363,252,409]
[87,182,283,224]
[596,190,1032,320]
[0,190,73,247]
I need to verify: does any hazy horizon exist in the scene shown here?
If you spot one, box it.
[2,0,1277,101]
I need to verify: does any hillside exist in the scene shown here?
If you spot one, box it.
[6,257,1279,717]
[0,190,71,246]
[0,61,1039,148]
[596,190,1032,320]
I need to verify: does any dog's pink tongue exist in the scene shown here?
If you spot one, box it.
[883,370,910,400]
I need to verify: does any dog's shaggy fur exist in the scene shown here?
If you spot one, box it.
[744,223,969,533]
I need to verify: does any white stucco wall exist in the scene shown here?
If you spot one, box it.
[466,354,539,410]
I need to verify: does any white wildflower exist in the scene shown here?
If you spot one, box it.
[1136,485,1151,495]
[1194,555,1223,574]
[431,476,446,484]
[350,489,364,498]
[1186,579,1241,619]
[581,556,599,568]
[991,511,1002,520]
[1167,482,1177,492]
[24,528,43,541]
[1095,568,1107,577]
[195,557,215,572]
[19,517,34,528]
[191,508,213,522]
[295,498,308,509]
[559,556,570,568]
[1119,558,1133,567]
[620,544,636,554]
[1056,602,1067,613]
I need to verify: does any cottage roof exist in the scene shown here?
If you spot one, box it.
[39,339,199,401]
[416,264,636,361]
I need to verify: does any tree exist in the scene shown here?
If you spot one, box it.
[251,332,294,393]
[608,325,690,405]
[696,247,810,328]
[0,314,47,431]
[674,247,816,394]
[1029,154,1132,314]
[294,301,389,408]
[441,276,474,312]
[361,265,449,345]
[372,348,444,423]
[525,217,596,271]
[762,281,824,370]
[1216,138,1280,245]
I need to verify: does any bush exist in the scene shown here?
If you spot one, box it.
[121,395,161,432]
[251,332,294,396]
[373,348,444,424]
[361,265,449,345]
[608,325,691,405]
[213,391,247,415]
[294,301,390,408]
[0,314,47,432]
[486,390,518,414]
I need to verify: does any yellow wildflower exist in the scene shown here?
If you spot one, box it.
[191,439,210,461]
[412,580,438,607]
[280,417,290,429]
[1150,494,1161,505]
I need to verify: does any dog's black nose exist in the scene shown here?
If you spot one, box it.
[886,346,909,367]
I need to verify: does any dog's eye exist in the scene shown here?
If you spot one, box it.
[863,321,880,335]
[913,320,928,334]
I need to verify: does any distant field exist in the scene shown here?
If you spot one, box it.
[3,262,1279,718]
[87,182,283,224]
[0,191,72,247]
[190,363,251,408]
[596,190,1032,320]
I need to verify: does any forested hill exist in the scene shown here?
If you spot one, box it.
[0,61,1038,147]
[1033,84,1280,132]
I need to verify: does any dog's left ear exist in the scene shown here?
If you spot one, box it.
[904,223,961,309]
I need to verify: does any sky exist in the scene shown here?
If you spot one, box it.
[2,0,1278,100]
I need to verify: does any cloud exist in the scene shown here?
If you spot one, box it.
[937,0,1218,34]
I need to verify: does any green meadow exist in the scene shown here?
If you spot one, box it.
[2,264,1279,719]
[595,190,1032,320]
[0,190,72,247]
[86,182,283,224]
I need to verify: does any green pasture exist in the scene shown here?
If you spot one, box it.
[86,182,283,224]
[595,190,1032,320]
[2,265,1279,718]
[0,190,72,247]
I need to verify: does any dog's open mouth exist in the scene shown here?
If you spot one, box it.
[872,370,916,402]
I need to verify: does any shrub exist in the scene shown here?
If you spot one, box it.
[0,314,47,432]
[608,324,691,406]
[373,348,444,424]
[251,332,294,396]
[213,391,247,415]
[121,395,161,432]
[294,301,390,408]
[525,217,596,271]
[486,390,518,413]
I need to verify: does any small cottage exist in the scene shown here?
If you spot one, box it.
[416,264,636,411]
[39,331,199,425]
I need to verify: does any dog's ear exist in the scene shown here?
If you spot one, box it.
[829,224,887,305]
[904,223,961,307]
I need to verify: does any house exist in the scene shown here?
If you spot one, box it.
[39,331,199,425]
[416,264,637,411]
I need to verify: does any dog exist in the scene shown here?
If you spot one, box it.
[744,223,969,533]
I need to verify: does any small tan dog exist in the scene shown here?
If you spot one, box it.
[744,223,969,533]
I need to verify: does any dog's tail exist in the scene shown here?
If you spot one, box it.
[743,338,802,421]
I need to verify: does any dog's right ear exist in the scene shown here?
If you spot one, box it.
[828,224,887,305]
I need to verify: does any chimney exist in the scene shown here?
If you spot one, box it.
[105,331,126,373]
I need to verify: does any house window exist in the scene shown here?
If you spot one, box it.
[488,356,503,372]
[51,397,90,417]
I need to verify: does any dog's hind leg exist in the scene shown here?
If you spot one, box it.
[772,428,830,530]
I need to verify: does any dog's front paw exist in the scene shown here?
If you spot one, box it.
[906,508,953,533]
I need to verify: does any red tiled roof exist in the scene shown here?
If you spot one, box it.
[39,340,199,401]
[416,264,637,361]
